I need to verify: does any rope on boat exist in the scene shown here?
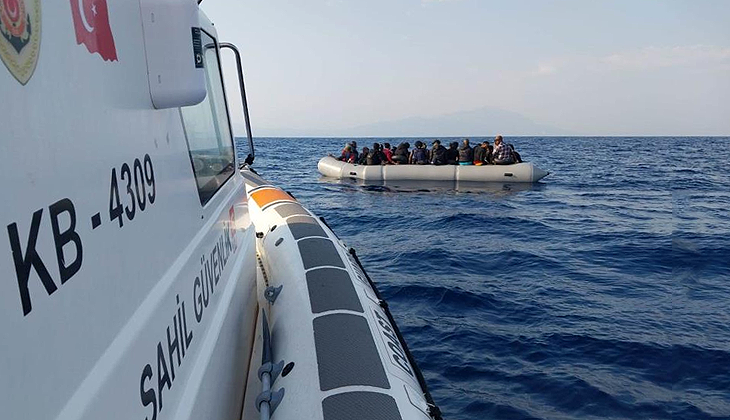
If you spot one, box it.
[256,310,284,419]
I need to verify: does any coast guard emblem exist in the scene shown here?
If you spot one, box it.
[0,0,41,85]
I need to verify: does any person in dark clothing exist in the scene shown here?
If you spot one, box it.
[357,147,369,165]
[476,141,494,165]
[430,140,447,165]
[473,142,487,165]
[409,141,429,164]
[392,142,410,164]
[458,139,473,165]
[484,141,493,164]
[366,143,386,165]
[508,144,523,163]
[446,142,459,165]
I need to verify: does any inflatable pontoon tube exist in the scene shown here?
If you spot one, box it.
[318,156,549,183]
[242,168,440,420]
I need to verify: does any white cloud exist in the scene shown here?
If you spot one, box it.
[599,45,730,70]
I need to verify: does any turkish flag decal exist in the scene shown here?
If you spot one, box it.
[70,0,117,61]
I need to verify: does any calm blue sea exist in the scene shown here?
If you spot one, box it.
[237,137,730,420]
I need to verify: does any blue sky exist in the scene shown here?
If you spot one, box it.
[202,0,730,136]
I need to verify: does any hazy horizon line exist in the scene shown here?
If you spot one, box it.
[239,135,730,139]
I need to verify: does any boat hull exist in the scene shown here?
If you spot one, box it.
[1,9,259,420]
[318,156,549,183]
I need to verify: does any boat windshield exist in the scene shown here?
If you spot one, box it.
[180,30,236,206]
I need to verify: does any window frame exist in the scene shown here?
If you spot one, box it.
[180,28,238,207]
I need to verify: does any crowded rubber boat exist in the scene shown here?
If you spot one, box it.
[319,137,550,183]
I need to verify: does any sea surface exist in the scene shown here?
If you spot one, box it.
[237,137,730,420]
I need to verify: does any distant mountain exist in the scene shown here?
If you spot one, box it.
[248,106,574,137]
[339,107,573,137]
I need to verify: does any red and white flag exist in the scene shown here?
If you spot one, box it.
[69,0,117,61]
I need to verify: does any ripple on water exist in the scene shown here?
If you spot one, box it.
[239,137,730,419]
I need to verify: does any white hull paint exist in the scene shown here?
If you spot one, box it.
[318,155,550,183]
[1,5,257,420]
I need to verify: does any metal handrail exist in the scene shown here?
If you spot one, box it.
[219,43,255,165]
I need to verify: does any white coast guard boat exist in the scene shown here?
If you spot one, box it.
[1,1,439,419]
[318,155,550,183]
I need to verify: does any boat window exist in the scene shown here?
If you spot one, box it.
[180,30,236,206]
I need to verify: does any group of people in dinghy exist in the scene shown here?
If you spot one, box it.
[335,135,522,166]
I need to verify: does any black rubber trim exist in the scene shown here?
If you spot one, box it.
[318,216,341,241]
[348,247,443,420]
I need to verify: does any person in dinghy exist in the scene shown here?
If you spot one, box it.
[492,135,515,165]
[332,142,357,163]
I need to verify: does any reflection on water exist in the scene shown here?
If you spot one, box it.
[318,176,546,195]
